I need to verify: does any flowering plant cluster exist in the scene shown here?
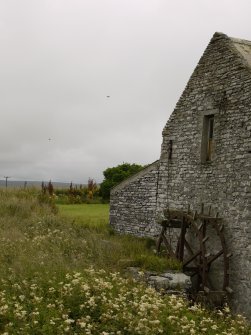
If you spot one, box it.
[0,190,250,334]
[0,269,250,335]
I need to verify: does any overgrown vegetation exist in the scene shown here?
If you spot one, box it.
[57,203,179,272]
[42,179,102,205]
[41,162,145,204]
[0,189,250,334]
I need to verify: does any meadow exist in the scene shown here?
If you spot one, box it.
[57,204,110,230]
[0,189,250,334]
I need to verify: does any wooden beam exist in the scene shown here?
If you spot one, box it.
[162,234,176,259]
[207,249,223,265]
[183,250,202,267]
[178,218,186,262]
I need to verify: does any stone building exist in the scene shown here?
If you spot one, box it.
[110,32,251,318]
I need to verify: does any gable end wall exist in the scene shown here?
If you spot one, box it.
[157,33,251,317]
[109,33,251,319]
[110,161,161,237]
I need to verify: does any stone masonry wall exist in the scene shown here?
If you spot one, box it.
[110,32,251,318]
[110,161,161,237]
[157,33,251,318]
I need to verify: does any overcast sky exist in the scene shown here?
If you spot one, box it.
[1,0,251,183]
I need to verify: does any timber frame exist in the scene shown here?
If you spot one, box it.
[156,204,233,302]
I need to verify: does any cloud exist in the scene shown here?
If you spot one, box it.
[1,0,251,183]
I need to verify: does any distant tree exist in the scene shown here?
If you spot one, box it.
[99,163,145,200]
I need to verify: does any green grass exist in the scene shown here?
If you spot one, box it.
[57,204,109,231]
[0,190,250,334]
[57,204,109,219]
[57,203,179,272]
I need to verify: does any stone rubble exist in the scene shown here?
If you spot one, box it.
[127,267,192,296]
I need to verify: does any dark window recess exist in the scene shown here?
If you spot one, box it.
[207,116,214,161]
[201,115,214,162]
[168,140,173,159]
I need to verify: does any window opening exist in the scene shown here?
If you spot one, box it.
[201,114,214,162]
[207,116,214,161]
[168,140,173,159]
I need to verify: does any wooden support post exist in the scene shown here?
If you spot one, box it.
[178,216,186,262]
[162,234,176,259]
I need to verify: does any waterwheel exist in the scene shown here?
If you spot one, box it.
[156,204,233,302]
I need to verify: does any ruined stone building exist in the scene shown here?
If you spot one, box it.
[110,33,251,318]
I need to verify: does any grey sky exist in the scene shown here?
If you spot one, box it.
[1,0,251,183]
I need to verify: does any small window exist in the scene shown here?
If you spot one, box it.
[207,116,214,160]
[168,140,173,159]
[201,115,214,162]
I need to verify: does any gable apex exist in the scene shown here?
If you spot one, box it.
[229,35,251,69]
[206,32,251,70]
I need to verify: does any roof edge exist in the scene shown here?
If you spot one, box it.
[210,32,251,71]
[227,35,251,73]
[110,160,159,194]
[229,36,251,46]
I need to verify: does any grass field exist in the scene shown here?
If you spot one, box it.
[57,203,180,271]
[0,190,249,334]
[57,204,109,231]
